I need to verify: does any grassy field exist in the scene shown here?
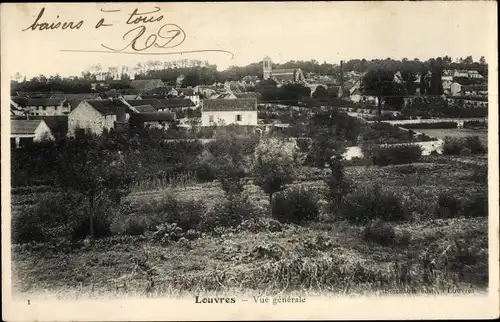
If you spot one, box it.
[10,157,489,299]
[416,128,488,146]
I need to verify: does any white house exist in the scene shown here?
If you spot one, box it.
[201,98,258,126]
[11,119,54,148]
[68,99,128,136]
[468,70,484,79]
[22,98,69,116]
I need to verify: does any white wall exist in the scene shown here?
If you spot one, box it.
[68,101,106,136]
[27,104,69,116]
[201,110,258,126]
[34,121,55,141]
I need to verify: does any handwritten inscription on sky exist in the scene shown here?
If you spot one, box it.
[22,7,234,58]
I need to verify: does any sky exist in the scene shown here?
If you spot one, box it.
[1,1,497,79]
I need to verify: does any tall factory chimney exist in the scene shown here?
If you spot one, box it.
[338,60,344,98]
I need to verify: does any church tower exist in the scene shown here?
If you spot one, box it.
[263,56,272,80]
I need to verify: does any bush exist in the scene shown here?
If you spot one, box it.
[462,193,488,217]
[202,195,260,231]
[122,216,148,236]
[435,193,461,218]
[342,185,407,224]
[195,163,216,182]
[71,215,113,241]
[271,188,319,224]
[12,211,47,244]
[443,136,487,155]
[365,144,422,166]
[362,220,396,246]
[135,194,206,231]
[460,147,472,156]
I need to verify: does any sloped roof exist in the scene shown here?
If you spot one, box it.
[272,68,296,75]
[11,115,68,137]
[129,112,175,123]
[177,88,195,96]
[25,99,63,107]
[202,98,257,111]
[156,98,195,109]
[11,119,44,135]
[133,105,158,113]
[234,92,260,99]
[272,74,296,83]
[50,93,100,100]
[125,99,167,110]
[84,99,128,115]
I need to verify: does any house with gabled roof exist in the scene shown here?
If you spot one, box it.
[201,98,257,126]
[123,99,167,111]
[22,98,70,116]
[68,99,128,136]
[11,119,54,148]
[156,98,196,111]
[129,111,176,130]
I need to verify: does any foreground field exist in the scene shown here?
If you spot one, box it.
[12,217,486,299]
[11,158,489,298]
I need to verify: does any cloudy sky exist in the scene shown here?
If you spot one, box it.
[1,1,497,79]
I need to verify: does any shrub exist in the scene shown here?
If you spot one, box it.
[362,220,396,246]
[462,193,488,217]
[460,147,472,156]
[435,193,461,218]
[12,210,47,244]
[271,188,319,224]
[365,144,422,166]
[122,216,148,236]
[202,195,260,231]
[342,185,407,224]
[135,195,206,231]
[195,163,216,182]
[464,136,487,154]
[443,136,486,155]
[71,215,113,241]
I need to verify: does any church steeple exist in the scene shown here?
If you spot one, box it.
[263,56,272,80]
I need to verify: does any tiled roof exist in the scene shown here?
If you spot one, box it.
[272,74,296,83]
[234,92,260,99]
[125,99,167,110]
[25,99,63,107]
[133,105,158,113]
[202,98,257,111]
[156,98,195,109]
[50,93,100,100]
[12,115,68,137]
[129,112,176,123]
[177,88,195,96]
[272,69,296,75]
[84,99,128,115]
[11,119,44,135]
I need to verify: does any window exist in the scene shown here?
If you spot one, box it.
[236,114,242,122]
[209,115,214,123]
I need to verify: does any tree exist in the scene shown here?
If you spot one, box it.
[54,134,137,242]
[479,56,486,65]
[207,125,260,195]
[253,138,302,213]
[361,68,395,117]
